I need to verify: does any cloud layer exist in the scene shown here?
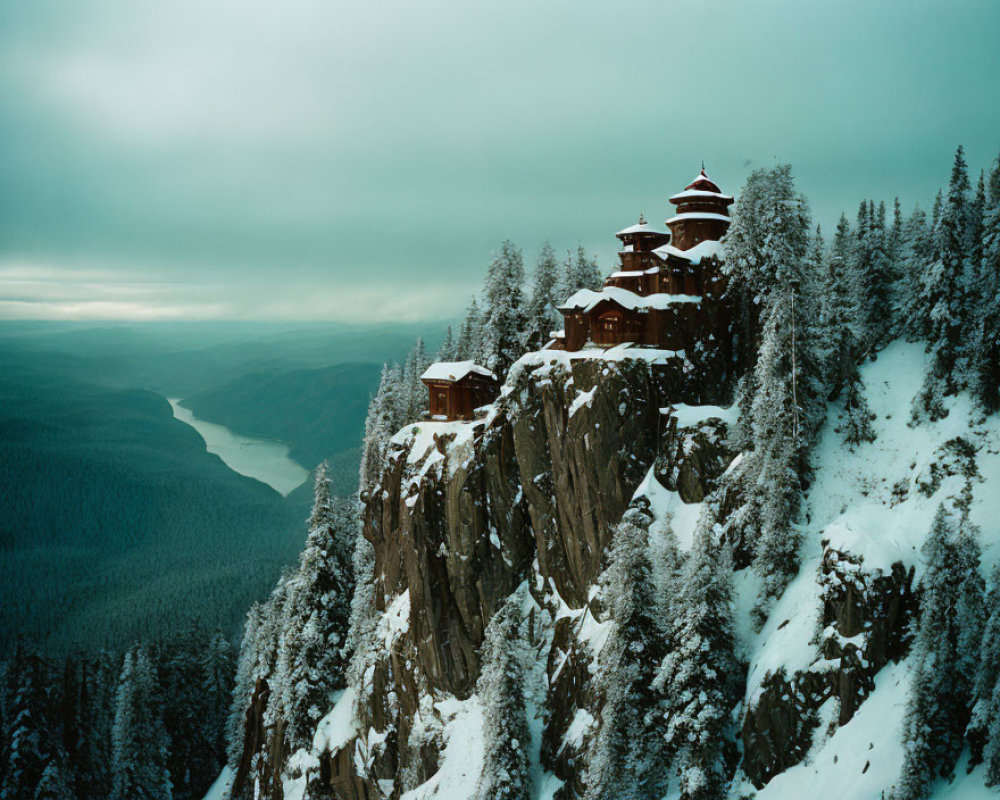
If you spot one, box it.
[1,0,998,320]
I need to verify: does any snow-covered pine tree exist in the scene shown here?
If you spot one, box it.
[824,216,876,447]
[276,466,355,752]
[747,299,815,624]
[400,338,429,423]
[655,522,739,800]
[900,205,934,342]
[972,154,1000,415]
[225,574,289,788]
[359,362,403,495]
[74,651,116,800]
[888,196,905,270]
[834,347,876,448]
[858,200,893,348]
[455,296,483,361]
[725,164,815,401]
[821,215,859,387]
[479,240,527,379]
[584,505,669,800]
[33,761,74,800]
[969,564,1000,773]
[159,627,209,800]
[562,244,603,295]
[915,147,972,418]
[724,165,823,611]
[436,326,456,362]
[199,631,235,785]
[111,647,172,800]
[524,240,561,351]
[226,603,266,769]
[473,591,530,800]
[0,647,69,800]
[893,504,984,800]
[967,171,986,292]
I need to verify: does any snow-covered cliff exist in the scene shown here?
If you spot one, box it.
[278,339,1000,800]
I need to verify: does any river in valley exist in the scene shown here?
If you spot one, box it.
[168,399,310,496]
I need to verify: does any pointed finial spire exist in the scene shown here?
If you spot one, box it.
[638,212,646,225]
[701,160,707,175]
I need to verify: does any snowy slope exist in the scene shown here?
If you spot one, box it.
[743,341,1000,799]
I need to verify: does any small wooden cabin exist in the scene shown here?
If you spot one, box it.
[421,361,499,421]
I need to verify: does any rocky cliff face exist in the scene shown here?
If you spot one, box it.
[230,335,1000,800]
[299,344,942,800]
[305,348,759,798]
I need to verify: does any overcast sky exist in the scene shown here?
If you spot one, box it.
[1,0,998,323]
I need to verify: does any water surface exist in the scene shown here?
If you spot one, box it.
[169,398,309,496]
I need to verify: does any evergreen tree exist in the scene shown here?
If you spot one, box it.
[825,213,876,446]
[359,363,403,495]
[455,296,483,361]
[725,165,822,621]
[479,240,527,379]
[276,467,355,751]
[746,300,817,624]
[111,647,172,800]
[901,206,934,341]
[474,592,530,800]
[33,762,74,800]
[858,199,893,348]
[226,604,266,769]
[893,504,983,800]
[159,628,207,800]
[655,524,739,800]
[75,651,116,800]
[436,326,456,362]
[915,147,972,418]
[725,163,815,396]
[969,564,1000,774]
[525,241,562,350]
[888,196,905,269]
[973,154,1000,414]
[0,648,68,800]
[562,244,603,295]
[400,338,429,423]
[199,632,235,786]
[834,351,876,448]
[584,505,669,800]
[819,215,856,389]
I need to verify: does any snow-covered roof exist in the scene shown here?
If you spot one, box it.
[615,213,666,238]
[615,221,667,237]
[668,188,735,203]
[420,361,496,383]
[684,168,724,194]
[653,238,726,264]
[609,270,644,278]
[665,211,731,225]
[558,286,701,313]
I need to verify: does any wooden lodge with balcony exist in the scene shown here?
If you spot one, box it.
[550,167,733,353]
[420,361,499,421]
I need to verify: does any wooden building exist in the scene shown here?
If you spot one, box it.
[421,361,499,421]
[550,166,732,353]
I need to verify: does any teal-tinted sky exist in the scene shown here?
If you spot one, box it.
[1,0,998,322]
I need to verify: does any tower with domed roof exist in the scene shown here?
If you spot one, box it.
[665,167,734,251]
[550,165,734,353]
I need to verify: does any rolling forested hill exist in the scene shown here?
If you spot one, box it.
[0,357,306,653]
